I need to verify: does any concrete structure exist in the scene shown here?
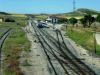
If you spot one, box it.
[0,17,4,22]
[46,17,52,23]
[46,16,59,23]
[0,18,3,22]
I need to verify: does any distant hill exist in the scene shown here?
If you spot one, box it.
[63,8,100,16]
[0,12,10,15]
[76,8,99,14]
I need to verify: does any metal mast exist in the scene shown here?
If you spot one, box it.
[73,0,76,12]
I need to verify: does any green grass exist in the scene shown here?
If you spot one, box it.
[35,15,47,20]
[96,45,100,55]
[0,22,18,28]
[64,26,100,55]
[12,16,28,27]
[0,16,30,75]
[0,28,8,36]
[2,28,30,75]
[11,14,27,17]
[0,14,27,27]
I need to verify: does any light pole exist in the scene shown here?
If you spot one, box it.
[93,22,97,54]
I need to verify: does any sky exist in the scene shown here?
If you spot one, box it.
[0,0,100,14]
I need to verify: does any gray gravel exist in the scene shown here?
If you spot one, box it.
[20,23,50,75]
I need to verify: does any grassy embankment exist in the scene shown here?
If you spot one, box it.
[35,15,48,20]
[63,25,100,55]
[0,15,30,75]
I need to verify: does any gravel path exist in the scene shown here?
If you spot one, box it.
[20,22,50,75]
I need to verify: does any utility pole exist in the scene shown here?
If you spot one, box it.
[70,0,76,31]
[93,22,97,54]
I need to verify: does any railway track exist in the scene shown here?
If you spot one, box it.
[30,24,58,75]
[0,28,11,68]
[30,20,97,75]
[40,28,97,75]
[30,22,72,75]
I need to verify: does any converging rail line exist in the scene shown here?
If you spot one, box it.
[30,19,97,75]
[40,28,97,75]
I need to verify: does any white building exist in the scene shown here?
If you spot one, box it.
[46,16,58,23]
[0,17,3,22]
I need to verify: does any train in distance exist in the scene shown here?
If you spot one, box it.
[37,21,49,28]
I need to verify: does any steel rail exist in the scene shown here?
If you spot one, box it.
[0,28,11,75]
[31,23,82,75]
[40,28,97,75]
[32,24,58,75]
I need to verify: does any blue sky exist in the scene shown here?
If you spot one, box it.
[0,0,100,14]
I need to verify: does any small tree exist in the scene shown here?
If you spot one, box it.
[58,18,68,23]
[69,17,77,26]
[80,14,95,28]
[5,18,15,22]
[80,18,87,28]
[84,14,95,27]
[96,14,100,22]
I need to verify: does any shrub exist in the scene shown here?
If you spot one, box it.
[5,18,15,22]
[58,18,68,23]
[69,17,77,26]
[96,14,100,22]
